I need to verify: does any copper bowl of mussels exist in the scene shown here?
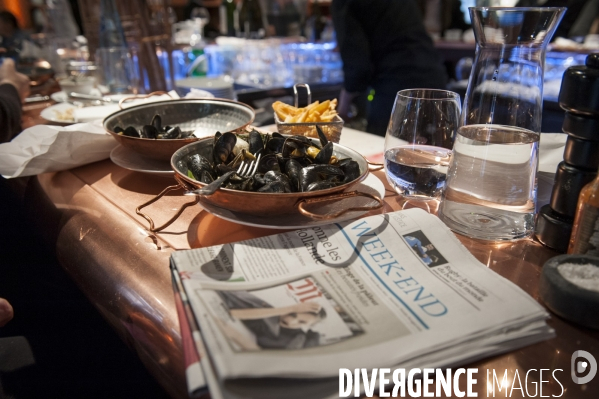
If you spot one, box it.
[170,129,382,217]
[103,98,255,161]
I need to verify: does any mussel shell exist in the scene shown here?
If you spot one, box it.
[306,181,338,192]
[258,153,281,174]
[266,136,285,154]
[123,126,140,137]
[180,130,194,138]
[314,142,334,164]
[340,160,361,183]
[216,163,236,175]
[285,158,302,192]
[257,181,291,193]
[299,164,344,192]
[141,125,159,139]
[214,132,237,164]
[316,125,328,146]
[151,114,162,131]
[248,129,264,155]
[200,170,215,184]
[114,126,123,134]
[282,136,309,158]
[163,126,181,139]
[187,154,215,181]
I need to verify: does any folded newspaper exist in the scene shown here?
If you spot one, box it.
[170,208,554,399]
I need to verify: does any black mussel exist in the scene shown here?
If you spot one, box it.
[141,125,159,139]
[306,181,338,192]
[214,132,237,164]
[266,136,285,154]
[264,170,291,183]
[282,136,309,158]
[258,153,281,174]
[123,126,140,137]
[340,160,361,183]
[299,164,344,192]
[151,114,162,131]
[176,160,187,173]
[200,170,214,184]
[258,181,290,193]
[248,129,264,155]
[314,142,334,164]
[285,158,302,192]
[114,126,123,134]
[163,126,181,139]
[187,154,215,181]
[216,163,236,175]
[316,125,329,146]
[253,173,266,186]
[180,130,194,138]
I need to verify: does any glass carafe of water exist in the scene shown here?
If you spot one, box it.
[437,7,565,241]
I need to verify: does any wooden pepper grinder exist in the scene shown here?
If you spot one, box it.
[535,53,599,253]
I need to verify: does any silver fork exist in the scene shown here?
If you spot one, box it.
[185,153,262,196]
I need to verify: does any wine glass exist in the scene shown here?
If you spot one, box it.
[384,89,461,200]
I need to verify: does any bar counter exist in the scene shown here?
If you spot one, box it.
[8,111,599,398]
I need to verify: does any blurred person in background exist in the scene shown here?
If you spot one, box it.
[332,0,447,136]
[0,58,30,143]
[515,0,586,40]
[416,0,470,40]
[0,11,34,61]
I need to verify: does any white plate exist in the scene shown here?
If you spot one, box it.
[51,90,128,104]
[50,91,69,103]
[197,173,385,229]
[51,88,108,103]
[110,145,174,175]
[40,103,77,124]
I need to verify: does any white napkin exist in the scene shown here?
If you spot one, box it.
[0,121,117,178]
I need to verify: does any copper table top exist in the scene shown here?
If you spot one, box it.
[14,106,599,398]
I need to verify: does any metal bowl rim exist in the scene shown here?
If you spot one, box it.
[102,98,256,141]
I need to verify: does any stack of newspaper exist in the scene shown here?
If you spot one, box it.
[170,208,554,399]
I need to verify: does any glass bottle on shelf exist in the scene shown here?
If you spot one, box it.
[220,0,239,36]
[568,173,599,255]
[239,0,265,38]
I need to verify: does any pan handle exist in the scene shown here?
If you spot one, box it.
[136,175,199,232]
[366,158,384,172]
[118,91,171,109]
[296,190,383,220]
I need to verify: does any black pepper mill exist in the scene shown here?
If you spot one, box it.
[535,53,599,252]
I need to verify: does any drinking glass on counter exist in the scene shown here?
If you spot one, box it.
[95,47,139,94]
[437,7,566,241]
[384,89,461,199]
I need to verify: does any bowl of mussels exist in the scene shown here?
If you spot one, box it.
[171,127,378,217]
[103,98,255,161]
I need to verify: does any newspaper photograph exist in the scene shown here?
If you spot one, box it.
[203,277,365,352]
[171,208,553,390]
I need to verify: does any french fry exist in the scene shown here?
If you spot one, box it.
[273,98,339,123]
[296,110,308,123]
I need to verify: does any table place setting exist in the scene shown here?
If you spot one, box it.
[0,90,219,178]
